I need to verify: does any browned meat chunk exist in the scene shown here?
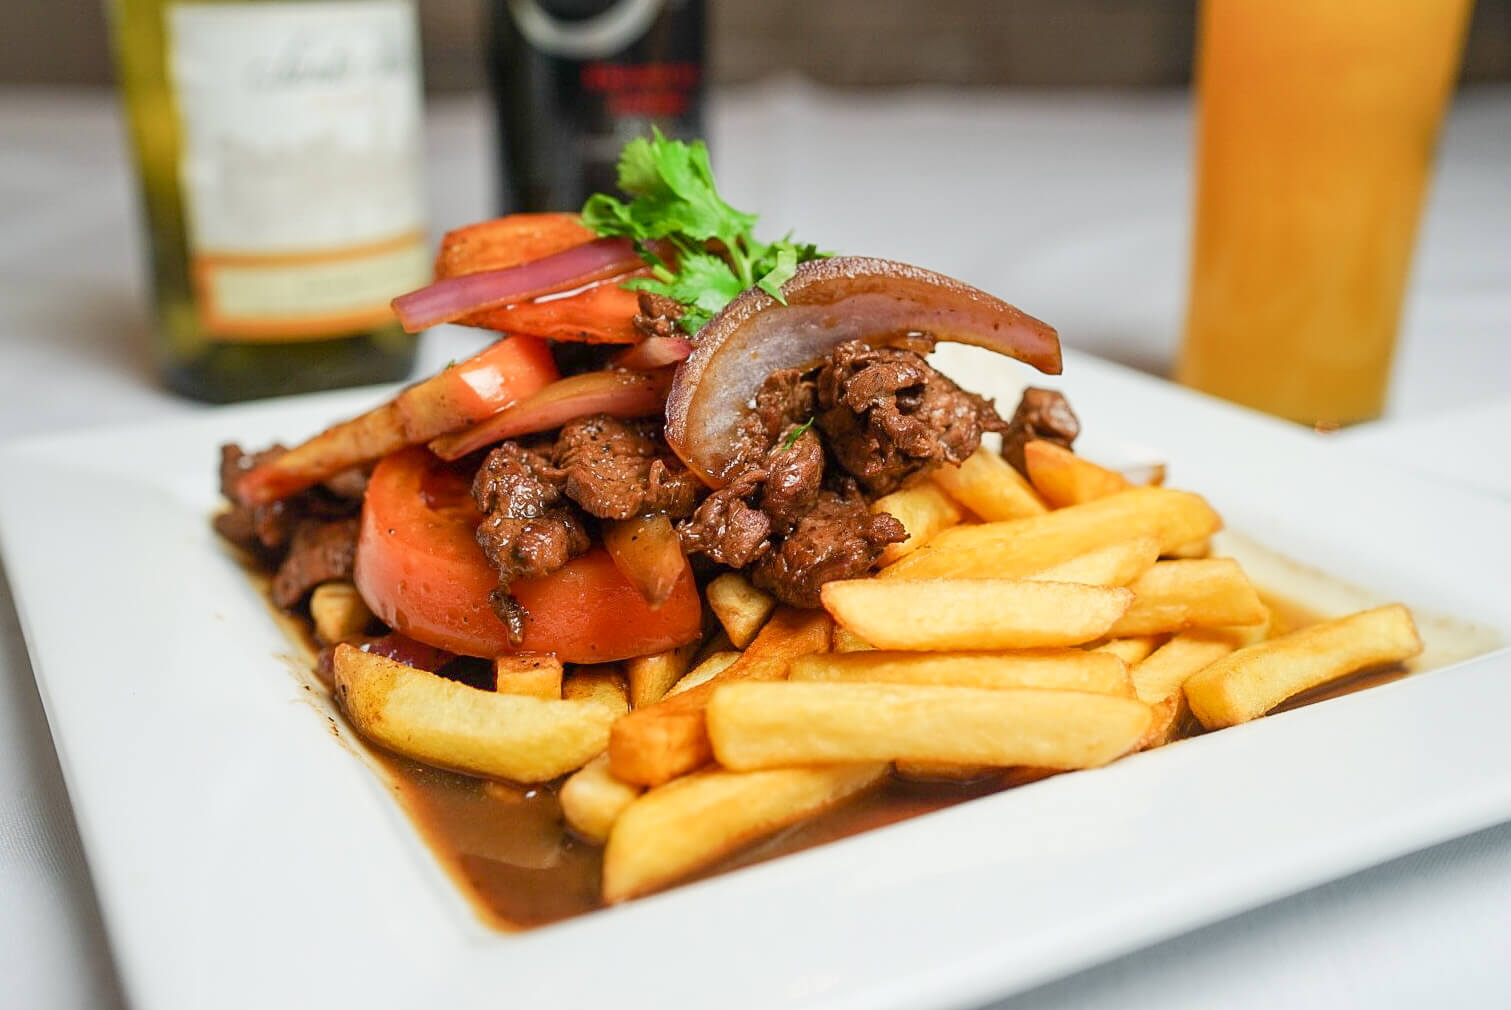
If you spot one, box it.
[270,518,360,609]
[472,442,591,641]
[215,443,365,562]
[751,489,906,608]
[759,425,824,534]
[727,366,819,472]
[815,342,1006,496]
[554,415,703,520]
[677,470,773,569]
[679,424,904,606]
[1000,387,1080,475]
[633,291,687,340]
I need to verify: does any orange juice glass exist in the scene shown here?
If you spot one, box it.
[1177,0,1473,426]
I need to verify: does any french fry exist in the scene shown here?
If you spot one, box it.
[821,578,1132,651]
[559,754,643,844]
[789,648,1133,697]
[608,608,832,786]
[881,486,1222,580]
[1106,559,1267,637]
[309,582,374,644]
[1165,538,1211,559]
[832,626,875,652]
[929,446,1048,520]
[1026,536,1160,587]
[665,651,742,696]
[332,645,616,783]
[705,573,776,649]
[1184,604,1422,729]
[602,763,886,902]
[493,653,564,699]
[562,665,629,715]
[1024,440,1134,508]
[626,642,698,709]
[872,482,964,564]
[1130,631,1240,704]
[708,682,1151,771]
[1129,631,1239,748]
[1092,635,1164,666]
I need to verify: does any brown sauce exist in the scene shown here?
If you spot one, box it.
[254,561,1410,933]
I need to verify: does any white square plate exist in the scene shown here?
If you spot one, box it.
[2,349,1508,1010]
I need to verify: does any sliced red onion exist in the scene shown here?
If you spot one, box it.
[611,335,695,371]
[664,256,1063,486]
[429,369,672,460]
[392,238,643,332]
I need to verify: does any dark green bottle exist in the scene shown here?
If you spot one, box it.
[110,0,429,402]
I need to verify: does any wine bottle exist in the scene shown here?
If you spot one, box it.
[109,0,430,403]
[487,0,706,212]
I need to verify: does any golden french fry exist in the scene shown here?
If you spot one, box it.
[1130,631,1239,704]
[1023,440,1132,508]
[833,626,875,652]
[309,582,373,644]
[665,651,742,697]
[1140,694,1201,749]
[608,608,832,786]
[1165,538,1212,559]
[602,762,885,902]
[789,648,1133,697]
[1092,635,1164,666]
[1107,559,1267,637]
[821,578,1132,651]
[1026,536,1160,587]
[930,446,1048,520]
[872,482,964,564]
[881,487,1222,580]
[626,642,698,709]
[562,665,629,714]
[493,653,564,699]
[559,754,643,844]
[705,573,776,649]
[332,644,616,783]
[1184,604,1422,729]
[708,682,1151,771]
[1128,631,1238,748]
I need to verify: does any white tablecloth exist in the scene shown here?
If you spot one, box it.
[1,81,1508,1010]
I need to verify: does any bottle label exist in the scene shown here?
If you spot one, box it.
[167,1,428,341]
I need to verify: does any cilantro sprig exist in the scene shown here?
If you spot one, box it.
[581,131,825,334]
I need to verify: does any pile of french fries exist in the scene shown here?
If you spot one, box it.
[329,438,1422,904]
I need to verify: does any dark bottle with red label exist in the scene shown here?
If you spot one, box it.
[487,0,706,212]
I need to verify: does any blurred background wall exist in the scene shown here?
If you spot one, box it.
[5,0,1510,91]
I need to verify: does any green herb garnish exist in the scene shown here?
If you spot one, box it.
[781,418,815,450]
[581,130,825,334]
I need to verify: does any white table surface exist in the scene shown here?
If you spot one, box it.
[1,80,1508,1010]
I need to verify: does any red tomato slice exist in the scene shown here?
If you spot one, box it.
[354,446,703,663]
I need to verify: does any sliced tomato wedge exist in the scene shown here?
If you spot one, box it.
[354,446,703,662]
[432,213,647,343]
[461,276,646,344]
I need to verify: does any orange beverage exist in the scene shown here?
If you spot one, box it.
[1177,0,1473,426]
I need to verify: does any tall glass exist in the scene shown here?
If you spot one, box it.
[1177,0,1473,426]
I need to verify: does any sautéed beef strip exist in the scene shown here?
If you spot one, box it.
[472,442,591,642]
[815,341,1008,497]
[270,517,360,609]
[553,415,703,520]
[1000,387,1080,476]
